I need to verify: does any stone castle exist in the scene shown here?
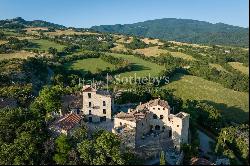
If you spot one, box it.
[112,98,189,150]
[55,85,189,151]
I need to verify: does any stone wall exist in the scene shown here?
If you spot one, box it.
[82,90,112,123]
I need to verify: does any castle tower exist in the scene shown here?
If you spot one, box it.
[170,112,190,150]
[82,85,113,123]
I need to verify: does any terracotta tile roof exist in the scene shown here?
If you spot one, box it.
[190,157,214,165]
[82,86,94,92]
[52,113,82,131]
[115,111,137,122]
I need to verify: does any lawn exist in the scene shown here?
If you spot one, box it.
[228,62,249,75]
[0,51,36,60]
[165,73,249,123]
[27,39,66,51]
[65,58,116,73]
[109,53,165,77]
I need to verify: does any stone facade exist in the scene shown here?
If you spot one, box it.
[112,98,189,150]
[82,85,113,123]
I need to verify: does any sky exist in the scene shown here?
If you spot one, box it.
[0,0,249,28]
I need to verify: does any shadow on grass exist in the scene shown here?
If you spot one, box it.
[201,100,249,124]
[130,63,151,71]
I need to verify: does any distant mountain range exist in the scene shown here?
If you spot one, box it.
[0,17,248,47]
[0,17,66,29]
[91,18,249,47]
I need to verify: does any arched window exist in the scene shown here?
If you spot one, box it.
[160,115,164,119]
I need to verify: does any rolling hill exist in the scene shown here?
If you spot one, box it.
[91,18,249,47]
[0,17,66,29]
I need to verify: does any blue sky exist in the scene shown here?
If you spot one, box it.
[0,0,249,28]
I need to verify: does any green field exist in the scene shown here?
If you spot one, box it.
[65,58,116,73]
[165,73,249,123]
[66,53,165,77]
[27,39,66,51]
[109,53,165,77]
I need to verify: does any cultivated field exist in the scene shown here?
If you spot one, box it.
[0,50,36,60]
[111,43,129,52]
[45,29,98,36]
[27,39,66,51]
[228,62,249,75]
[0,40,8,45]
[165,73,249,123]
[134,46,196,60]
[116,36,133,43]
[141,38,164,45]
[24,27,49,35]
[169,41,211,48]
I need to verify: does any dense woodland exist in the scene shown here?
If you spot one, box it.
[91,18,249,47]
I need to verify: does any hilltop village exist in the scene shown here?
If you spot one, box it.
[0,17,248,165]
[49,85,190,165]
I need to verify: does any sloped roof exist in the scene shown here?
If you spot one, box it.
[190,157,214,165]
[52,113,82,131]
[136,98,170,111]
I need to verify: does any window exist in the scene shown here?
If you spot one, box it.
[162,126,165,130]
[103,109,106,114]
[120,122,122,126]
[155,125,160,130]
[153,107,155,110]
[89,110,91,115]
[88,93,91,98]
[141,123,143,126]
[177,125,179,127]
[103,101,106,106]
[168,118,171,121]
[160,115,164,119]
[169,130,172,137]
[153,114,157,119]
[158,108,160,110]
[89,117,92,122]
[89,102,91,107]
[163,108,165,110]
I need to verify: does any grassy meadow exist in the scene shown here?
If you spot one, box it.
[27,39,66,51]
[65,58,116,73]
[0,51,36,60]
[109,53,165,77]
[165,73,249,123]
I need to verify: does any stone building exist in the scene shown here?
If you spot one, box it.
[49,112,83,136]
[112,98,189,150]
[82,85,114,123]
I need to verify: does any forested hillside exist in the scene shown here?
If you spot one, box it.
[91,18,249,47]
